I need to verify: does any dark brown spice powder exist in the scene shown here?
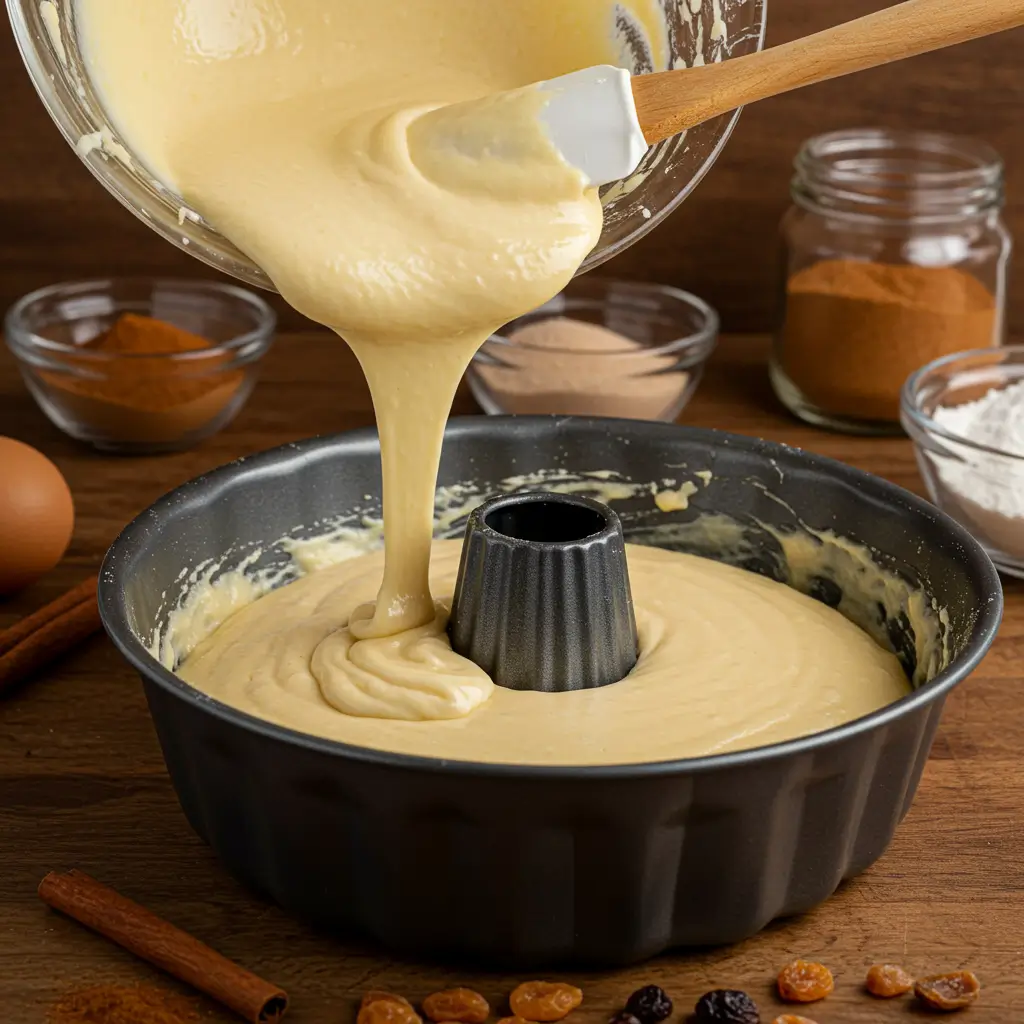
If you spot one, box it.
[778,259,997,422]
[39,313,245,445]
[48,982,200,1024]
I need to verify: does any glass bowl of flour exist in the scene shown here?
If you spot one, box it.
[8,0,766,290]
[903,345,1024,578]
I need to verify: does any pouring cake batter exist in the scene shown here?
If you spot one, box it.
[77,0,660,642]
[77,0,910,757]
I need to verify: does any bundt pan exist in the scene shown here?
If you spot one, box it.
[99,417,1002,967]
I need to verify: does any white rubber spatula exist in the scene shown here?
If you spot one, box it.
[440,0,1024,189]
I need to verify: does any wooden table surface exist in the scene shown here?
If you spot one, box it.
[1,334,1020,1023]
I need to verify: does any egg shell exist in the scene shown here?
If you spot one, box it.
[0,437,75,595]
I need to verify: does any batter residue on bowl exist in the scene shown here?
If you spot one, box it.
[78,0,913,753]
[77,0,669,714]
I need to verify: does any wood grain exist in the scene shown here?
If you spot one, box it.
[615,1,1024,335]
[1,332,1021,1022]
[1,2,1023,336]
[38,869,288,1023]
[634,0,1024,141]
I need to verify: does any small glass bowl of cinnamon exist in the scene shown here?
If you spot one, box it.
[5,279,275,453]
[467,278,719,421]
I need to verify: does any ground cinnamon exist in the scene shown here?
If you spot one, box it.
[49,983,199,1024]
[41,314,244,446]
[777,259,997,423]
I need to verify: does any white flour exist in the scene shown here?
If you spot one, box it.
[935,380,1024,459]
[930,380,1024,566]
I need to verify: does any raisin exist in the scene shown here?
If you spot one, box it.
[914,971,981,1011]
[496,1017,530,1024]
[423,990,490,1024]
[363,993,414,1010]
[776,961,834,1004]
[770,1017,818,1024]
[625,986,672,1024]
[608,1014,642,1024]
[865,963,914,998]
[508,983,582,1022]
[359,994,422,1024]
[694,989,760,1024]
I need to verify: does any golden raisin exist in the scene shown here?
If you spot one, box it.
[865,963,914,998]
[914,971,981,1011]
[423,990,490,1024]
[777,961,834,1004]
[363,993,415,1011]
[496,1017,530,1024]
[359,993,422,1024]
[509,982,583,1022]
[771,1017,819,1024]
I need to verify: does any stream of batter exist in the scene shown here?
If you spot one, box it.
[77,0,910,761]
[78,0,658,629]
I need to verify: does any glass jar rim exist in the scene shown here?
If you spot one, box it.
[791,127,1003,220]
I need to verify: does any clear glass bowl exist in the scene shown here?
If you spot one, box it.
[6,0,766,289]
[5,279,276,454]
[902,345,1024,577]
[467,278,718,421]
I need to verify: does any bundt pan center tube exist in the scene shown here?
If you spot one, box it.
[450,492,638,692]
[98,416,1002,966]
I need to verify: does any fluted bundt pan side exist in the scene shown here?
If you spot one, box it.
[100,417,1002,965]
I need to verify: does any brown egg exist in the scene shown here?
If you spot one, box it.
[0,437,75,595]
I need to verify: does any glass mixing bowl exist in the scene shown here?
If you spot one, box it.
[7,0,766,288]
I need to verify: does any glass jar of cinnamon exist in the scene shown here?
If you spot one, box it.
[772,128,1011,434]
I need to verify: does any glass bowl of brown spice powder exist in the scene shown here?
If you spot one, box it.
[467,278,719,421]
[5,278,275,453]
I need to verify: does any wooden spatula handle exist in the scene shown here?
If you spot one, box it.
[633,0,1024,144]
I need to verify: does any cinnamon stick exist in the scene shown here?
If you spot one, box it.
[0,577,102,692]
[0,574,97,656]
[39,870,288,1023]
